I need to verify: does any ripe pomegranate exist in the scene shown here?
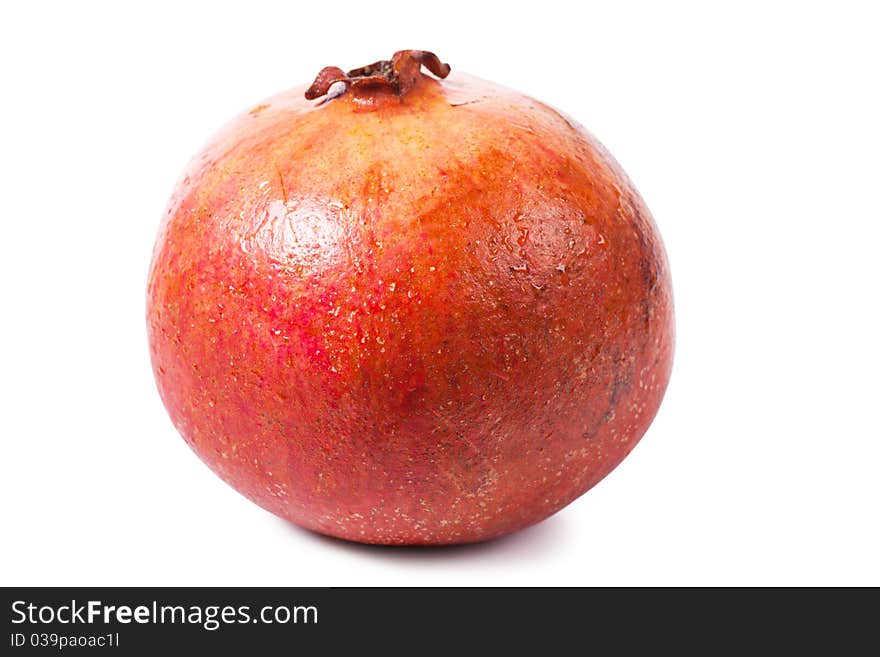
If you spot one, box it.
[147,50,674,545]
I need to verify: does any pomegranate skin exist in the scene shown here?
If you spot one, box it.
[147,65,674,545]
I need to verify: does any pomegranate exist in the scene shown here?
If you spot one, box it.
[147,50,674,545]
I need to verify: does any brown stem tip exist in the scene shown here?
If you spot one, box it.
[305,50,451,101]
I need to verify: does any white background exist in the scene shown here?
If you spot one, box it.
[2,1,878,586]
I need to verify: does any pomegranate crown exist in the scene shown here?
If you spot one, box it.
[305,50,451,101]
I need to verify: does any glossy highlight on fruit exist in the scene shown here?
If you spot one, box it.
[147,50,674,545]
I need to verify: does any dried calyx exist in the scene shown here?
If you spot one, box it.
[305,50,451,101]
